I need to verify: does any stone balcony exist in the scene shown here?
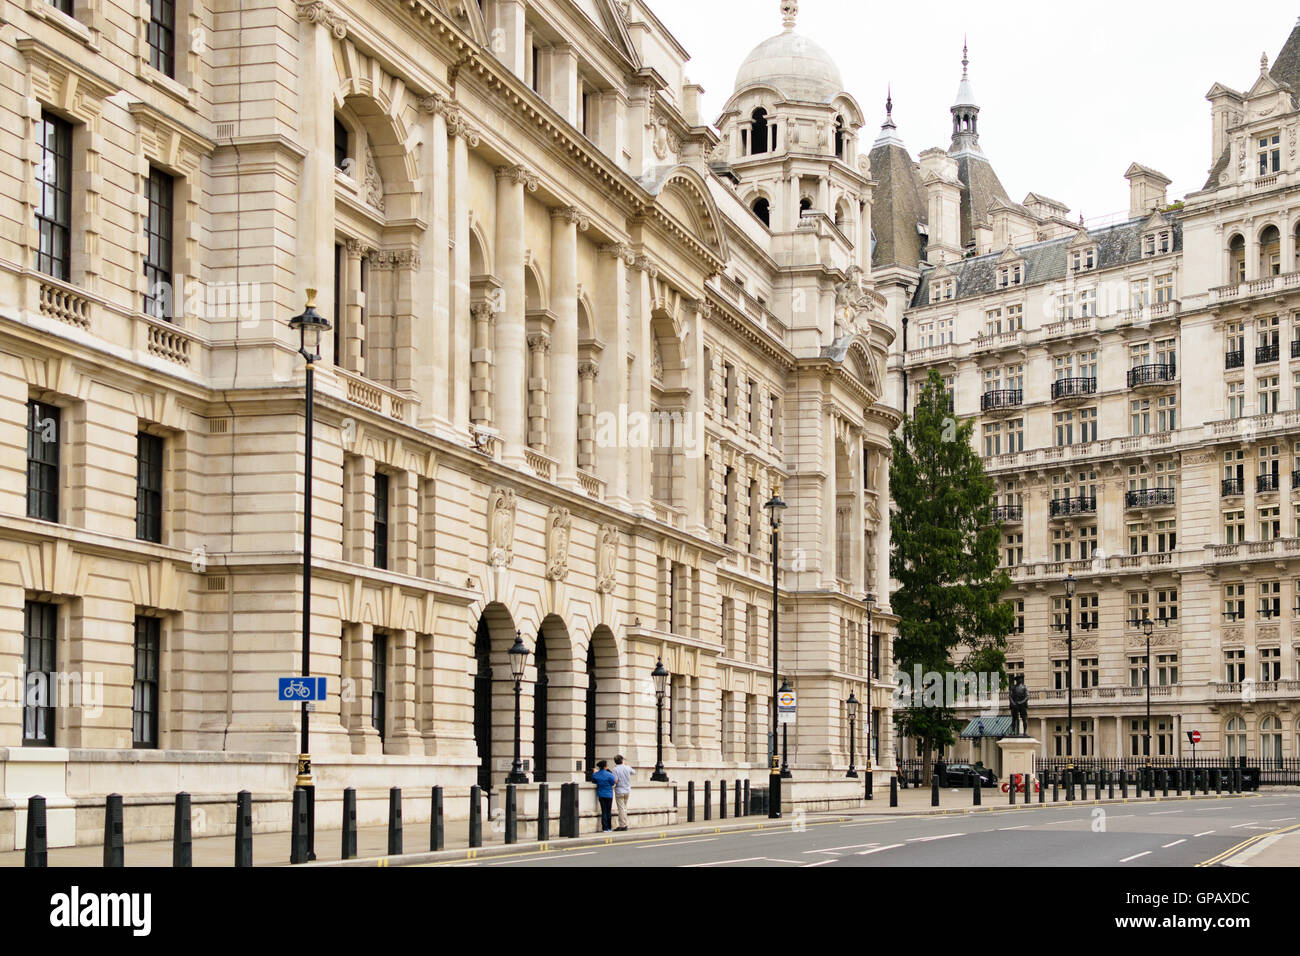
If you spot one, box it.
[1210,269,1300,303]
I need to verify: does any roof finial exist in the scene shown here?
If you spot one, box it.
[1262,51,1270,74]
[881,85,896,130]
[962,36,969,76]
[781,0,798,30]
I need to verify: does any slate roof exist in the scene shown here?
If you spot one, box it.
[869,138,928,269]
[907,213,1184,309]
[953,151,1015,248]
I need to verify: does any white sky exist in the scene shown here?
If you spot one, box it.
[648,0,1298,222]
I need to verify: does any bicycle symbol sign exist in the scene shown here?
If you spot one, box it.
[278,677,327,701]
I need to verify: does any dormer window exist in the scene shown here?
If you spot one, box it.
[929,278,955,303]
[1143,230,1170,258]
[1259,132,1281,176]
[1071,248,1096,272]
[999,265,1022,288]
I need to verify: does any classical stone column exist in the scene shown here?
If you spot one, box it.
[417,95,451,430]
[577,360,598,472]
[821,414,838,587]
[683,299,708,537]
[386,629,421,754]
[550,206,586,484]
[343,239,369,375]
[449,114,476,431]
[595,243,634,504]
[495,165,536,462]
[526,332,550,450]
[628,255,656,515]
[470,302,495,427]
[295,6,337,358]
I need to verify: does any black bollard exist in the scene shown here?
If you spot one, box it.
[468,785,483,848]
[914,769,921,789]
[743,779,751,815]
[932,774,940,807]
[1214,769,1221,794]
[290,787,309,864]
[973,774,981,806]
[341,788,357,859]
[1053,777,1059,802]
[735,779,742,818]
[865,771,874,801]
[1202,771,1209,796]
[1121,772,1128,798]
[1038,774,1045,803]
[505,784,517,845]
[537,783,548,842]
[687,781,695,823]
[899,769,907,790]
[103,793,124,867]
[24,795,47,868]
[567,782,581,836]
[1234,767,1242,793]
[1175,771,1182,796]
[1024,773,1031,805]
[1066,776,1075,802]
[387,787,403,855]
[235,790,253,867]
[431,786,445,851]
[719,779,727,819]
[1008,773,1015,805]
[704,780,712,821]
[1161,770,1169,797]
[173,792,192,867]
[890,776,898,807]
[1108,772,1115,800]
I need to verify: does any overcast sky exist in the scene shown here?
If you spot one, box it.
[649,0,1298,222]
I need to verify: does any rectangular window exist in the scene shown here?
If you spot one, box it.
[1259,376,1280,414]
[35,111,73,281]
[1079,657,1099,688]
[1260,581,1282,618]
[147,0,177,77]
[1006,418,1024,452]
[1154,273,1174,304]
[136,432,164,543]
[1078,407,1097,443]
[1006,304,1023,330]
[1227,381,1246,419]
[747,379,758,433]
[723,363,735,418]
[1224,648,1245,683]
[1156,653,1178,686]
[373,472,390,570]
[372,631,387,741]
[23,601,57,746]
[1259,131,1281,175]
[48,0,74,13]
[133,616,161,748]
[1260,647,1281,681]
[26,401,60,522]
[1223,583,1246,621]
[143,167,175,321]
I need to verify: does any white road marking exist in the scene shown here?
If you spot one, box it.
[907,832,963,842]
[1194,830,1216,837]
[998,825,1029,831]
[1230,822,1260,828]
[856,843,906,855]
[637,838,717,849]
[801,858,841,867]
[1149,810,1183,815]
[836,822,889,828]
[1119,851,1151,863]
[1161,840,1186,848]
[683,857,764,867]
[1270,817,1296,822]
[803,843,879,854]
[489,850,598,865]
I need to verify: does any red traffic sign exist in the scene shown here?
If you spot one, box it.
[1188,730,1201,744]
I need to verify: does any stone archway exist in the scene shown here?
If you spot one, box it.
[472,602,517,790]
[532,614,576,782]
[586,626,621,777]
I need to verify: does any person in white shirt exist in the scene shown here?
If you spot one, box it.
[611,754,635,831]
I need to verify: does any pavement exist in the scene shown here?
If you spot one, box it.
[5,784,1295,867]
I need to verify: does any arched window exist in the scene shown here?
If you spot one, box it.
[334,117,351,172]
[1260,225,1281,276]
[799,197,812,217]
[752,197,770,227]
[1261,715,1282,763]
[1226,716,1247,759]
[1228,234,1245,284]
[834,115,845,159]
[750,108,769,155]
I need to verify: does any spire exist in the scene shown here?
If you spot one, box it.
[872,84,905,148]
[1262,51,1270,74]
[952,38,977,109]
[781,0,797,31]
[883,85,895,129]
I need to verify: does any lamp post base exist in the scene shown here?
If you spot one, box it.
[650,766,669,783]
[506,770,529,784]
[846,769,858,778]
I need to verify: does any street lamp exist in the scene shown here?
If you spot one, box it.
[779,678,793,779]
[1142,612,1154,774]
[288,290,330,863]
[864,593,876,780]
[651,659,670,782]
[1064,572,1076,782]
[507,631,530,784]
[846,691,859,778]
[764,486,787,819]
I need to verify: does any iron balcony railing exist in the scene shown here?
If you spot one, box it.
[1257,472,1281,493]
[1126,363,1177,388]
[1051,377,1097,400]
[1049,495,1097,517]
[1256,343,1280,364]
[991,504,1024,522]
[1125,487,1176,509]
[981,389,1023,412]
[1225,350,1245,370]
[1221,477,1245,496]
[1292,340,1300,359]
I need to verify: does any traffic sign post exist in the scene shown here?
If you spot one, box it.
[778,689,797,725]
[1187,729,1200,762]
[279,676,327,702]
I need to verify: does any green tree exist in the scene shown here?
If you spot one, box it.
[890,369,1013,782]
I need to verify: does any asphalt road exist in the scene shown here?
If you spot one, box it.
[431,795,1300,868]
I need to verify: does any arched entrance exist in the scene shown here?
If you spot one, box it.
[472,602,517,790]
[585,626,620,777]
[533,630,549,781]
[532,615,575,783]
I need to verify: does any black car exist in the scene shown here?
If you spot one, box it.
[940,763,997,788]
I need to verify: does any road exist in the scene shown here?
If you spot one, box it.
[428,794,1300,868]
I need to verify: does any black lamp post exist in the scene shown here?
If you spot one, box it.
[288,290,330,863]
[1142,612,1154,770]
[651,659,669,782]
[1064,572,1076,779]
[507,631,530,784]
[864,593,875,778]
[764,486,787,819]
[779,678,793,779]
[846,691,859,778]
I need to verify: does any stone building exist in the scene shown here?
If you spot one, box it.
[0,0,896,845]
[886,23,1300,767]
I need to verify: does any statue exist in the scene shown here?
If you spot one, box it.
[1008,673,1029,737]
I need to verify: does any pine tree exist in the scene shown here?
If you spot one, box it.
[890,369,1014,782]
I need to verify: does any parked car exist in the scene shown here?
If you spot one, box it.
[941,763,997,787]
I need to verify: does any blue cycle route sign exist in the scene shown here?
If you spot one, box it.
[278,676,327,701]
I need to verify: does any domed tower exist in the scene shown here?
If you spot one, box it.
[950,41,981,152]
[714,0,870,254]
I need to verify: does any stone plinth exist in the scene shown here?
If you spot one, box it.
[997,736,1039,788]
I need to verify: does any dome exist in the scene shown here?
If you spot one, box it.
[734,27,844,104]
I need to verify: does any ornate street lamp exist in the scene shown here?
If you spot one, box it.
[1142,612,1155,776]
[846,691,859,778]
[507,631,530,784]
[764,487,787,819]
[651,659,670,782]
[288,290,330,864]
[1064,572,1076,782]
[864,593,876,782]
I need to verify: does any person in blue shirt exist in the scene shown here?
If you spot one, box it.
[591,759,617,832]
